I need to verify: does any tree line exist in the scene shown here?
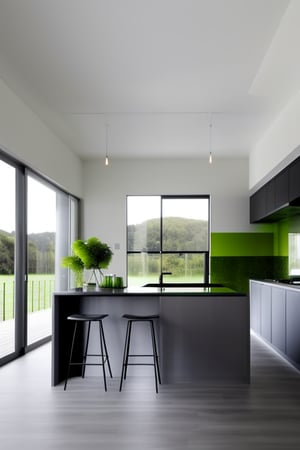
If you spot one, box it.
[128,217,208,252]
[0,230,55,275]
[127,217,208,277]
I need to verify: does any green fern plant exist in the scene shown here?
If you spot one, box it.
[61,255,84,288]
[61,237,113,288]
[72,237,113,270]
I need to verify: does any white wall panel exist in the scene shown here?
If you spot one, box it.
[250,90,300,191]
[82,157,250,279]
[0,78,82,197]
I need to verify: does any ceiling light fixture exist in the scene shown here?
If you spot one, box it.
[105,123,109,166]
[208,114,213,164]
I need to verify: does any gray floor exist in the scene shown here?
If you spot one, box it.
[1,333,300,450]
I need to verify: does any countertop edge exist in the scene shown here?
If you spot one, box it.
[250,278,300,291]
[53,288,247,297]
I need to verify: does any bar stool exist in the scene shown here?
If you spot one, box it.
[119,314,161,393]
[64,313,112,391]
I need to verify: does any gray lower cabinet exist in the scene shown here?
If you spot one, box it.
[250,280,300,370]
[250,281,261,334]
[271,286,286,354]
[261,284,271,342]
[286,289,300,366]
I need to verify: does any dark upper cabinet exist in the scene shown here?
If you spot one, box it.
[275,168,289,208]
[265,178,275,213]
[289,157,300,204]
[250,178,278,223]
[250,187,266,223]
[250,157,300,223]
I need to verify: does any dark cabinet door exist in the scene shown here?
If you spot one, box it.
[250,187,266,223]
[286,290,300,367]
[289,157,300,203]
[275,168,289,209]
[271,286,286,354]
[265,179,275,215]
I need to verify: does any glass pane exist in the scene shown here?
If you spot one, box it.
[27,176,56,345]
[288,233,300,276]
[127,253,161,286]
[162,253,205,283]
[162,197,209,251]
[127,196,160,251]
[0,160,16,358]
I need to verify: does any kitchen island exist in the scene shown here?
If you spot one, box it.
[52,286,250,386]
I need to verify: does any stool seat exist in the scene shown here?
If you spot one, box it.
[64,313,112,391]
[67,313,108,321]
[119,314,161,393]
[122,314,159,320]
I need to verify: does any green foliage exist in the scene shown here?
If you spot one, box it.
[128,217,208,251]
[61,237,113,287]
[0,231,14,274]
[0,230,55,275]
[61,255,84,272]
[72,237,113,269]
[61,254,84,288]
[28,232,55,273]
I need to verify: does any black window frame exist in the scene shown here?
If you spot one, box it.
[126,194,210,285]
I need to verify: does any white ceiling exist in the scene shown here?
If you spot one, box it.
[0,0,297,161]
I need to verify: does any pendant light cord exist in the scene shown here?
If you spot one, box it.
[209,114,213,164]
[105,123,109,166]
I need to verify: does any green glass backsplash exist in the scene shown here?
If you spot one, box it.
[211,256,288,293]
[210,232,288,293]
[211,232,274,256]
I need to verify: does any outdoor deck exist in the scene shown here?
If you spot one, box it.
[0,309,51,358]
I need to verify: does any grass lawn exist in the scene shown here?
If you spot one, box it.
[128,273,204,287]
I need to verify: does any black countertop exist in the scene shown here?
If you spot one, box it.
[54,285,247,297]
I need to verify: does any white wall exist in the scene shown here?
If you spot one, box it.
[249,90,300,191]
[82,157,251,279]
[0,78,82,197]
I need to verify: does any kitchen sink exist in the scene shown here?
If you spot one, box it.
[142,282,223,288]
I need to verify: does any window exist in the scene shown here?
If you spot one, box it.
[127,195,210,286]
[288,233,300,276]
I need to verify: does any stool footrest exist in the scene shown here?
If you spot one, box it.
[69,362,109,366]
[124,363,156,366]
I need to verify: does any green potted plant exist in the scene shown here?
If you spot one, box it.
[62,237,113,289]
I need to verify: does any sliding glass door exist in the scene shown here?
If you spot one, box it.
[0,150,80,365]
[0,160,16,359]
[27,175,56,346]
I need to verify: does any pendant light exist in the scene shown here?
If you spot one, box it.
[105,123,109,166]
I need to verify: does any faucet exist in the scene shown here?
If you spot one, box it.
[159,272,172,286]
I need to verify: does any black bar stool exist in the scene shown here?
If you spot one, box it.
[64,313,112,391]
[119,314,161,393]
